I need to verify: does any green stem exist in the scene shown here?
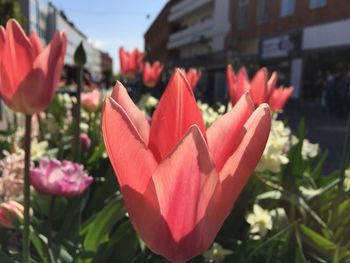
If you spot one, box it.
[340,112,350,187]
[23,115,32,263]
[48,196,56,263]
[74,66,83,162]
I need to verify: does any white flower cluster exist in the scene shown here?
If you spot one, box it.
[344,168,350,192]
[197,101,227,128]
[256,117,293,173]
[0,151,25,200]
[137,94,159,113]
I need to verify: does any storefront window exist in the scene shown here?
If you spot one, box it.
[238,0,249,29]
[280,0,295,17]
[309,0,327,9]
[257,0,268,24]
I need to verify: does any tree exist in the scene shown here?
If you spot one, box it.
[0,0,24,27]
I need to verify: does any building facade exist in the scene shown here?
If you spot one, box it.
[229,0,350,99]
[146,0,350,102]
[19,0,112,83]
[145,0,231,103]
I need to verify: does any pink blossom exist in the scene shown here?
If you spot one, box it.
[30,159,93,197]
[81,89,101,112]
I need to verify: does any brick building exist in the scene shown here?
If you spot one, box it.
[145,0,350,102]
[228,0,350,99]
[144,0,180,64]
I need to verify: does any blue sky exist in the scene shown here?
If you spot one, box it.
[51,0,168,73]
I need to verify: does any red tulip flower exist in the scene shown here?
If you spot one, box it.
[0,19,67,115]
[227,65,293,111]
[185,68,201,91]
[102,69,271,262]
[119,47,144,79]
[226,65,250,104]
[142,61,163,88]
[268,87,294,112]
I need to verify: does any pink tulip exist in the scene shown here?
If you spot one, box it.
[0,19,67,115]
[119,47,144,79]
[226,65,250,104]
[81,89,101,112]
[268,87,294,112]
[227,66,293,111]
[142,61,163,88]
[30,159,93,197]
[0,200,24,228]
[185,68,201,91]
[80,133,92,151]
[102,69,271,262]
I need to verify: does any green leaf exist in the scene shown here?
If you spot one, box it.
[300,224,337,250]
[29,229,49,263]
[82,197,125,254]
[92,221,139,263]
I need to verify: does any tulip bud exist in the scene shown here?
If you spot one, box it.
[80,133,91,151]
[0,200,24,229]
[74,42,87,67]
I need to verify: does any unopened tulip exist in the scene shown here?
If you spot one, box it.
[80,133,91,151]
[119,47,144,79]
[142,61,163,88]
[102,69,271,262]
[268,87,294,112]
[81,89,101,112]
[185,68,201,91]
[0,200,24,228]
[0,19,67,115]
[30,159,93,197]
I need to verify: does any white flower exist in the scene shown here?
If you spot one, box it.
[30,139,49,161]
[301,139,319,160]
[203,243,233,263]
[256,117,291,173]
[137,94,158,111]
[246,204,273,240]
[197,101,225,128]
[57,93,76,110]
[344,168,350,192]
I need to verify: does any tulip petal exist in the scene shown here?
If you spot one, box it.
[102,97,157,193]
[145,125,221,262]
[0,62,19,111]
[269,87,293,112]
[250,68,268,105]
[149,69,206,161]
[226,65,236,103]
[0,26,5,59]
[219,104,271,210]
[29,31,43,57]
[236,67,250,102]
[16,31,66,114]
[207,93,255,171]
[3,19,35,89]
[267,71,277,98]
[111,81,150,144]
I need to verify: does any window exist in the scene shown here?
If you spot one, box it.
[280,0,295,17]
[309,0,327,9]
[238,0,249,29]
[257,0,268,24]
